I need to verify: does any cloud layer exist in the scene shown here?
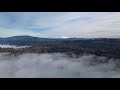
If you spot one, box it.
[0,53,120,78]
[0,44,30,48]
[0,12,120,38]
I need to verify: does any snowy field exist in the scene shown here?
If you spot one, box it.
[0,53,120,78]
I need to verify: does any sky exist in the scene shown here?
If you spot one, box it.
[0,12,120,38]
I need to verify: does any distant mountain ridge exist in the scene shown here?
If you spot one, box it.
[6,35,38,39]
[0,35,120,46]
[0,35,57,46]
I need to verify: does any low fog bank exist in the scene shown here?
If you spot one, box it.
[0,44,30,48]
[0,53,120,78]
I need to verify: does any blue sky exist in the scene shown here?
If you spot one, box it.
[0,12,120,38]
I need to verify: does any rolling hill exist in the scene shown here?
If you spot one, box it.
[0,35,91,46]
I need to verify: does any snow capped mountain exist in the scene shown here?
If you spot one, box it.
[60,36,69,39]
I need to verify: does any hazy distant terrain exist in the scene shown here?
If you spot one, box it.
[0,36,120,59]
[0,36,120,78]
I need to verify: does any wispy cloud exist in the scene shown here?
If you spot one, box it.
[0,12,120,38]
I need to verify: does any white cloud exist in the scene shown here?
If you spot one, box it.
[0,53,120,78]
[0,12,120,38]
[47,12,120,38]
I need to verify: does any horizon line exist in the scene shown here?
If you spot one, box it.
[0,35,120,39]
